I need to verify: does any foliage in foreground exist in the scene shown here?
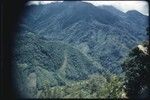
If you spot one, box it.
[122,42,150,98]
[39,74,125,98]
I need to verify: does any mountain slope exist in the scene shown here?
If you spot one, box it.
[13,31,107,97]
[18,1,148,73]
[13,1,148,98]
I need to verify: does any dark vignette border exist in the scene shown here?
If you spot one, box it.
[1,0,150,99]
[2,0,28,99]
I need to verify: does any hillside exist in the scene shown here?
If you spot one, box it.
[19,1,148,73]
[13,1,148,98]
[13,32,107,97]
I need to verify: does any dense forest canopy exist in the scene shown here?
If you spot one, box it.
[12,1,149,98]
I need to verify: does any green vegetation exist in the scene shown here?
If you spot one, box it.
[122,42,150,98]
[13,1,148,98]
[14,32,107,97]
[39,74,124,98]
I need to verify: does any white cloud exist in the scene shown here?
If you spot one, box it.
[27,1,149,16]
[84,1,149,16]
[26,1,62,6]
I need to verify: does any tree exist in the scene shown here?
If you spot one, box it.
[122,27,150,98]
[146,27,150,54]
[122,43,150,98]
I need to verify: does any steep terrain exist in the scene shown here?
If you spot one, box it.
[13,31,107,97]
[19,1,148,73]
[13,1,148,98]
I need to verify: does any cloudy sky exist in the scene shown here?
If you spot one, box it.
[27,1,149,16]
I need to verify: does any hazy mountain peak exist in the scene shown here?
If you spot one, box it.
[98,5,126,18]
[126,10,145,16]
[14,1,149,98]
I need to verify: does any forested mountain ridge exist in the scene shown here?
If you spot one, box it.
[13,1,149,98]
[19,1,148,73]
[14,31,109,97]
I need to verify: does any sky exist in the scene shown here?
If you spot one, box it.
[27,1,149,16]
